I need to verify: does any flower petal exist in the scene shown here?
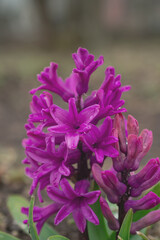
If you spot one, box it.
[100,197,119,230]
[79,104,100,124]
[102,170,127,196]
[114,113,127,154]
[131,210,160,234]
[95,149,105,163]
[81,201,99,225]
[127,115,139,136]
[82,124,100,147]
[102,145,119,158]
[26,147,51,163]
[54,203,74,225]
[65,132,79,149]
[72,209,86,233]
[48,124,71,133]
[60,178,78,199]
[50,105,70,125]
[50,170,62,187]
[59,163,70,176]
[99,117,112,138]
[75,180,90,195]
[47,185,67,204]
[85,190,101,205]
[92,164,120,203]
[68,98,78,123]
[125,192,160,213]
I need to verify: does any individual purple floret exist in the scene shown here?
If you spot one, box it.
[129,158,160,197]
[25,137,80,202]
[131,210,160,234]
[49,98,100,149]
[72,47,104,95]
[22,179,100,233]
[92,164,126,203]
[22,203,61,234]
[30,62,75,102]
[100,196,119,230]
[22,127,47,149]
[47,179,101,233]
[82,117,119,163]
[124,192,160,212]
[29,92,57,129]
[26,139,68,188]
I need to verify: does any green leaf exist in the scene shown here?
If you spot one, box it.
[136,231,150,240]
[47,236,70,240]
[40,223,58,240]
[7,195,58,240]
[150,182,160,196]
[87,183,111,240]
[7,195,29,234]
[28,196,39,240]
[109,231,117,240]
[0,231,21,240]
[118,209,133,240]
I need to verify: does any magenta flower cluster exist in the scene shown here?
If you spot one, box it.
[22,48,160,235]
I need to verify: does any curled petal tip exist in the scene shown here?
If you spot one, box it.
[30,89,37,95]
[127,115,139,136]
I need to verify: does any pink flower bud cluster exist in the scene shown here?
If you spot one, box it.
[92,114,160,234]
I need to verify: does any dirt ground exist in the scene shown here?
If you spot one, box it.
[0,41,160,239]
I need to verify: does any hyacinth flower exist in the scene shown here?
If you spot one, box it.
[48,97,100,149]
[131,210,160,234]
[25,137,80,202]
[72,47,104,95]
[48,179,101,232]
[92,113,160,236]
[82,117,119,163]
[22,125,47,149]
[22,47,132,236]
[29,92,57,129]
[30,62,75,102]
[22,203,61,234]
[124,192,160,212]
[92,164,127,203]
[100,196,119,231]
[22,179,101,233]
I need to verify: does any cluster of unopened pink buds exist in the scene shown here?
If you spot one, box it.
[22,48,160,237]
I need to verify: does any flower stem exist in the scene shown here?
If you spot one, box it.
[117,170,131,237]
[77,141,90,181]
[79,228,89,240]
[76,95,90,181]
[76,95,82,112]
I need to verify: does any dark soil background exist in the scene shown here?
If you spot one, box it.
[0,41,160,239]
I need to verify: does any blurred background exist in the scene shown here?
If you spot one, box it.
[0,0,160,238]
